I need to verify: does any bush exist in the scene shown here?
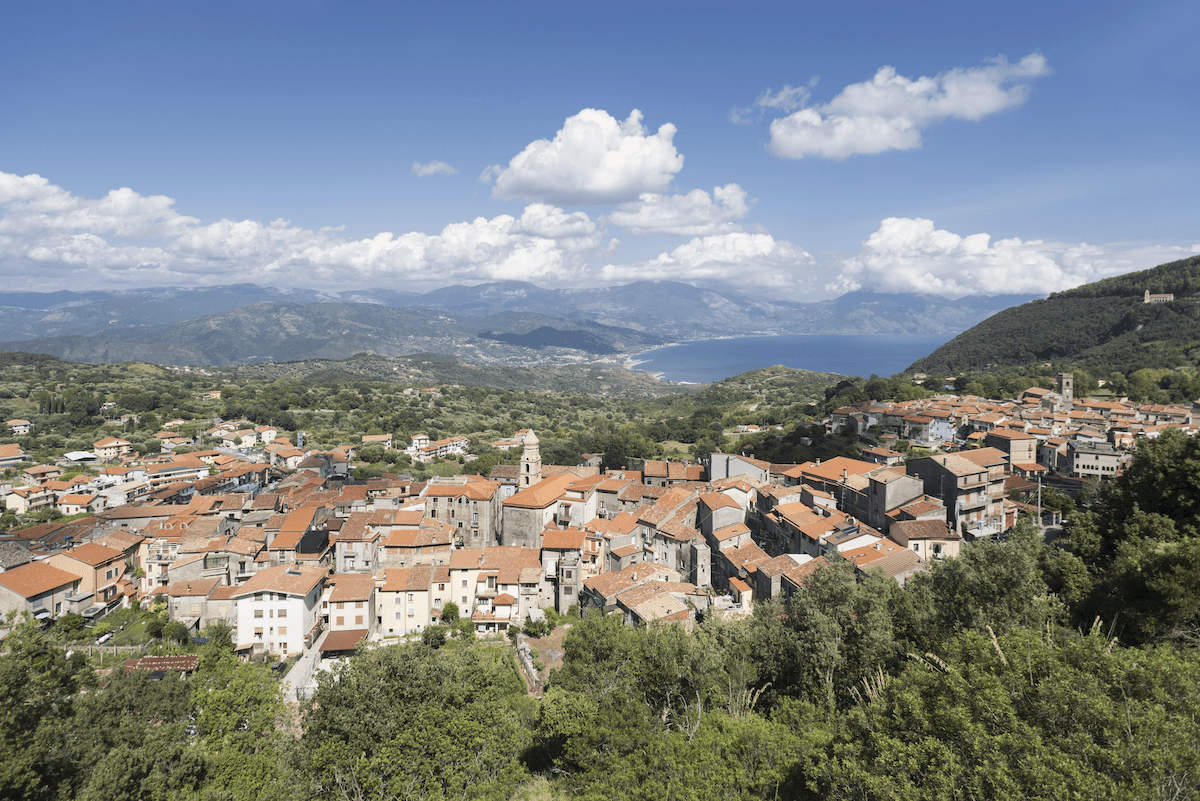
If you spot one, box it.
[422,624,448,648]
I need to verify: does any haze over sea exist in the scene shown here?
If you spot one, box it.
[629,334,954,384]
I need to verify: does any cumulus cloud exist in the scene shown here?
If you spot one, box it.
[512,203,606,251]
[829,217,1200,298]
[0,171,612,291]
[598,231,816,291]
[490,109,684,204]
[0,171,199,237]
[602,184,751,236]
[761,54,1050,160]
[411,160,458,177]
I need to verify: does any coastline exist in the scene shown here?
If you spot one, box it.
[625,332,954,384]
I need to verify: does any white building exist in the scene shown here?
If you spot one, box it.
[231,564,326,657]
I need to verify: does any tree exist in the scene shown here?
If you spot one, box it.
[441,601,459,625]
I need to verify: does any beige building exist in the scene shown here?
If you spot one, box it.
[47,542,127,608]
[0,561,83,621]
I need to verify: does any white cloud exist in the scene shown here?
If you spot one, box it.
[829,216,1200,297]
[491,108,684,204]
[0,172,198,237]
[602,184,751,236]
[763,54,1050,160]
[512,203,605,252]
[0,171,612,291]
[412,160,458,177]
[599,231,816,291]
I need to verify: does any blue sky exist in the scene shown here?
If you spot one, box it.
[1,0,1196,300]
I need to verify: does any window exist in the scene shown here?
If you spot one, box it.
[407,593,413,602]
[564,570,573,579]
[278,609,287,618]
[395,610,402,620]
[32,597,43,609]
[438,583,445,591]
[278,626,287,636]
[254,609,264,618]
[337,602,344,610]
[434,598,441,605]
[461,596,467,605]
[254,627,263,638]
[336,616,344,626]
[355,601,363,609]
[564,586,574,595]
[355,615,363,625]
[408,607,415,617]
[461,579,467,588]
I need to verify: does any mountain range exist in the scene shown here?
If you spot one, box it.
[0,281,1037,367]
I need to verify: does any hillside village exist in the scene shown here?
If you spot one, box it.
[2,370,1198,686]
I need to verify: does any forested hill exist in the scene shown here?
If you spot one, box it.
[909,254,1200,375]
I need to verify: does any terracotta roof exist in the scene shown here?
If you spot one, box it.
[231,564,325,598]
[859,548,923,579]
[712,522,751,542]
[583,562,677,600]
[61,541,124,566]
[890,519,960,541]
[541,529,586,550]
[0,561,81,598]
[502,472,576,509]
[698,492,741,511]
[321,629,369,653]
[327,574,375,602]
[167,577,222,597]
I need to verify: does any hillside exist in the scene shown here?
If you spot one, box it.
[0,303,666,368]
[909,254,1200,375]
[0,281,1033,368]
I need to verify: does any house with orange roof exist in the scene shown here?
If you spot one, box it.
[580,561,680,613]
[423,474,502,548]
[500,471,577,548]
[0,561,83,620]
[376,512,454,567]
[888,519,961,561]
[615,581,696,627]
[445,546,540,629]
[376,563,440,637]
[57,493,102,516]
[5,484,56,515]
[93,437,132,460]
[322,572,376,643]
[231,564,327,657]
[47,541,127,608]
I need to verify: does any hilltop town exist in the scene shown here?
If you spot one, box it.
[3,366,1195,690]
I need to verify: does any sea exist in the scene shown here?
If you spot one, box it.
[627,333,954,384]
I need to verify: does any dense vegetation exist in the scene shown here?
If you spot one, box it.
[910,254,1200,380]
[6,431,1200,800]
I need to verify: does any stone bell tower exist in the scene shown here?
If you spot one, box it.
[520,429,542,488]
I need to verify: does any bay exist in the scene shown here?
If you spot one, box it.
[628,334,953,384]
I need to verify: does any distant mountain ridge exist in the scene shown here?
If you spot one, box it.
[908,254,1200,376]
[0,280,1037,366]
